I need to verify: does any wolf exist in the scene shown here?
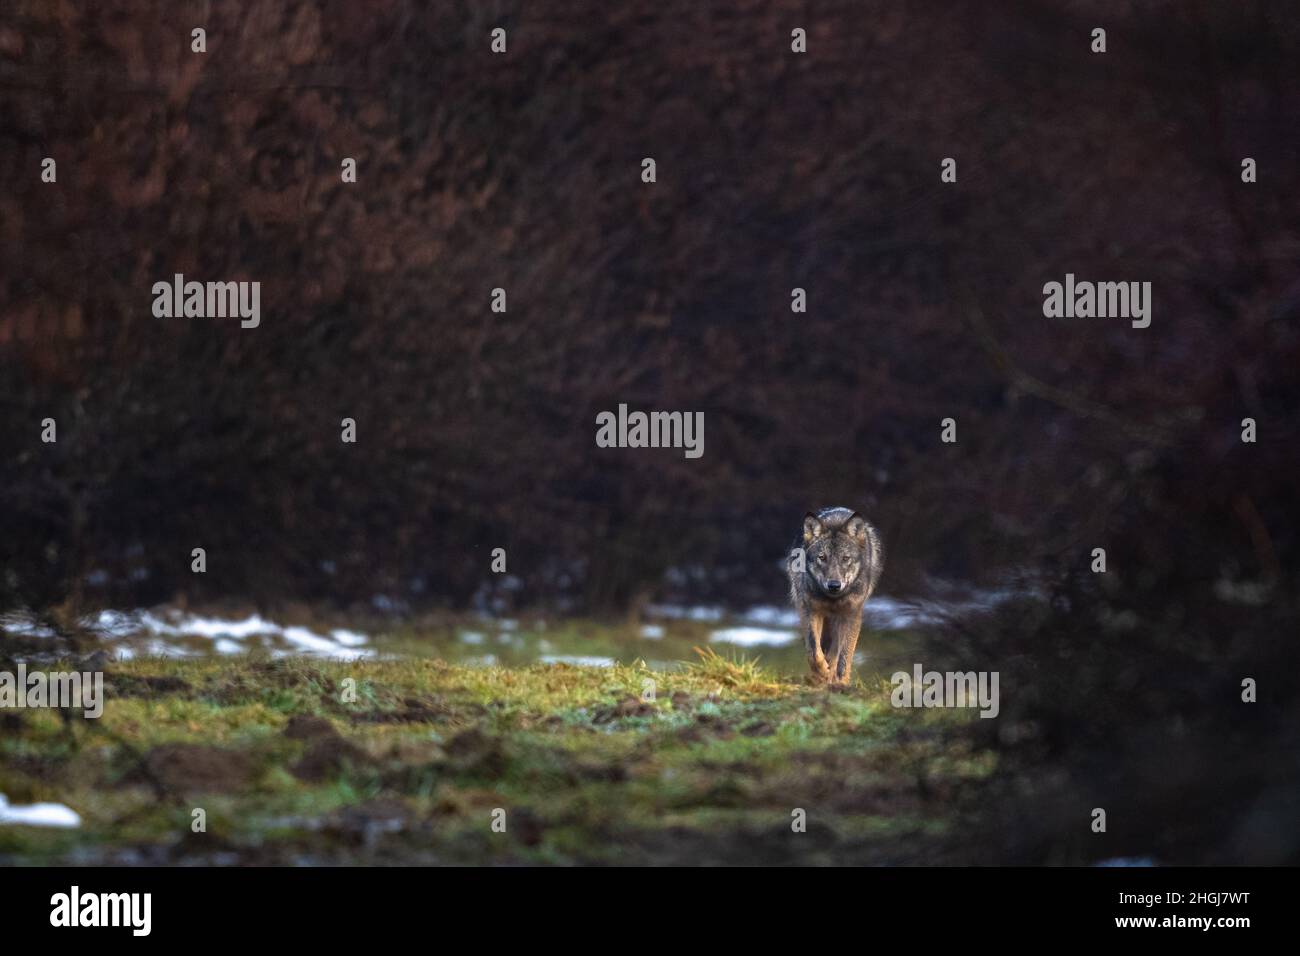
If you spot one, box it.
[787,507,884,685]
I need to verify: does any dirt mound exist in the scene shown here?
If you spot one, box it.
[291,736,372,783]
[134,744,256,793]
[282,715,337,740]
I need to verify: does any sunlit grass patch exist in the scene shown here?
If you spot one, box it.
[0,652,993,864]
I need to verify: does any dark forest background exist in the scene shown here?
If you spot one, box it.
[2,0,1297,615]
[2,1,1299,862]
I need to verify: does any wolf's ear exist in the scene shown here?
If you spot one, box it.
[845,513,869,543]
[803,512,826,543]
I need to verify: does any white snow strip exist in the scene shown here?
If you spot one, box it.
[91,609,140,636]
[174,614,282,639]
[739,606,800,628]
[278,627,371,660]
[0,793,81,829]
[329,628,368,647]
[709,627,798,647]
[0,615,56,637]
[72,610,375,659]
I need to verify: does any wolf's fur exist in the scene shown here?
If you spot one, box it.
[787,507,883,685]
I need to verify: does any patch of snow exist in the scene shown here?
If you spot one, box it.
[709,626,798,647]
[0,614,56,638]
[864,597,942,629]
[0,793,81,828]
[276,627,370,661]
[281,626,341,654]
[638,624,665,639]
[739,606,800,628]
[135,611,182,636]
[68,609,375,660]
[173,614,281,639]
[91,609,139,636]
[330,628,368,647]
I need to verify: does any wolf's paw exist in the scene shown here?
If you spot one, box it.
[807,664,832,685]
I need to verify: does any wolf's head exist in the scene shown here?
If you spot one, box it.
[802,509,871,597]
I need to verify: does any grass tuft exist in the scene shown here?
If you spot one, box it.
[686,646,784,694]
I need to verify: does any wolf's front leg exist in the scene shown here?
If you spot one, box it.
[805,614,831,682]
[827,614,862,685]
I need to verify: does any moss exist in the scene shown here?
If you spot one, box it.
[0,654,994,864]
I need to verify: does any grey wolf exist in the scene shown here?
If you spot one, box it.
[787,507,883,685]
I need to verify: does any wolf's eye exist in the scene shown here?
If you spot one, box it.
[816,553,828,564]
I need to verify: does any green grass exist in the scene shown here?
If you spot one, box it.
[0,653,995,864]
